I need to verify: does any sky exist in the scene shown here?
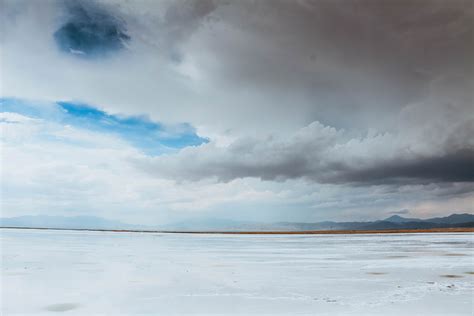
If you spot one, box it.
[1,0,473,225]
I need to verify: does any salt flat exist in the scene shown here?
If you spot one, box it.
[1,229,473,315]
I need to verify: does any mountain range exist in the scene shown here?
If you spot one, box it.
[164,213,474,231]
[1,213,473,231]
[0,215,148,230]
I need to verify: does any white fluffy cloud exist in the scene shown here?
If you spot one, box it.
[0,112,293,223]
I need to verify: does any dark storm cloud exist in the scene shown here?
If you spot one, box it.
[116,0,218,63]
[54,0,130,57]
[186,0,473,128]
[331,149,474,185]
[134,0,472,187]
[140,145,474,186]
[162,0,217,62]
[137,119,474,187]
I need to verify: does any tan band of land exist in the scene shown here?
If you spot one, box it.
[1,227,473,234]
[204,227,474,234]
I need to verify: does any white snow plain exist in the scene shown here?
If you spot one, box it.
[1,229,473,315]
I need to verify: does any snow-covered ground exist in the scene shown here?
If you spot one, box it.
[1,229,473,315]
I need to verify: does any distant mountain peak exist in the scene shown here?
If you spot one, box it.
[386,215,404,220]
[383,215,423,223]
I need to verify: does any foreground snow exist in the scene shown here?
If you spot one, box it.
[1,229,473,315]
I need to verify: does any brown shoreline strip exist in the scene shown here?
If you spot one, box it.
[1,226,473,235]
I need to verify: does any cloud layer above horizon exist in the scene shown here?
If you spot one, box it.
[1,0,473,224]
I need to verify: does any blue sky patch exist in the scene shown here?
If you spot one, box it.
[1,98,208,155]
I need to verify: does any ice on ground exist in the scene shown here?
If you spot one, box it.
[1,229,473,315]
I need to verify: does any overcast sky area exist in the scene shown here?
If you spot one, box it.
[1,0,473,225]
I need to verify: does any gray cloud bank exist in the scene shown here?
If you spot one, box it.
[137,118,474,186]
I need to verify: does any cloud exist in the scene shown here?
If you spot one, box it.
[159,0,217,62]
[334,148,474,185]
[177,0,474,129]
[136,118,474,185]
[389,209,410,215]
